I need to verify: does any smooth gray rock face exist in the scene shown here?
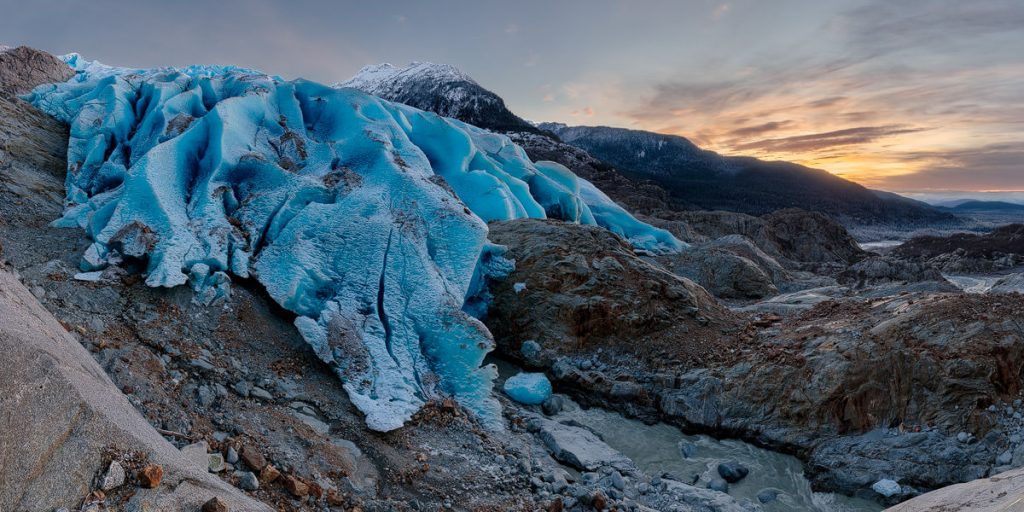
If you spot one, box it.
[0,265,271,511]
[886,465,1024,512]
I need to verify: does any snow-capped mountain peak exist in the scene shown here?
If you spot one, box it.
[337,61,477,91]
[336,61,539,134]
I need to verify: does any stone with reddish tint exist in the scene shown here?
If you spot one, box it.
[239,445,266,471]
[201,497,228,512]
[259,464,281,483]
[283,475,309,497]
[138,464,163,488]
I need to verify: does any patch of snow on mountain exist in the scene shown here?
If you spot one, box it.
[337,61,476,92]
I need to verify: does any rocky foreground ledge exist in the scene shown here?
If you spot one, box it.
[887,465,1024,511]
[0,263,270,511]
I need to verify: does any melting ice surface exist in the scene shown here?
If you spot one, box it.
[26,57,681,432]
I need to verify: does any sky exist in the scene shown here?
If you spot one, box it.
[1,0,1022,196]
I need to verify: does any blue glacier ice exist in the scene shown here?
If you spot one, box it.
[503,372,553,405]
[25,56,681,431]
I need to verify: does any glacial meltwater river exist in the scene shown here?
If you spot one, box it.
[552,399,882,512]
[492,358,881,511]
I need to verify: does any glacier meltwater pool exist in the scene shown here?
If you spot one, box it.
[492,358,881,511]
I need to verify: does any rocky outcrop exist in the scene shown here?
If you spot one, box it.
[486,218,739,370]
[651,209,867,271]
[0,45,74,96]
[893,224,1024,273]
[0,264,271,511]
[0,46,73,222]
[761,209,868,266]
[666,238,782,299]
[837,256,954,288]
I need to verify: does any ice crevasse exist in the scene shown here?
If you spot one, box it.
[25,57,683,431]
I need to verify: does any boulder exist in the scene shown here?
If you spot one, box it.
[533,417,633,471]
[717,461,750,483]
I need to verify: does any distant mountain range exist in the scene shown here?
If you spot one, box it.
[340,62,957,227]
[935,200,1024,213]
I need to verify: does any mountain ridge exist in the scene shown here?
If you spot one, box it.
[540,122,957,226]
[942,200,1024,212]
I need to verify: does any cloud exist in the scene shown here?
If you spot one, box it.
[879,143,1024,191]
[571,106,595,117]
[807,96,847,108]
[734,125,926,153]
[838,0,1024,55]
[712,3,730,20]
[726,120,795,138]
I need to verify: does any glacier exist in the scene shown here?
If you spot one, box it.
[25,56,681,431]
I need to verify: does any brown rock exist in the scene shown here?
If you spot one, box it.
[201,497,228,512]
[307,481,323,499]
[239,445,266,471]
[590,490,607,511]
[259,464,280,483]
[138,464,163,488]
[325,489,346,506]
[283,475,309,497]
[546,497,563,512]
